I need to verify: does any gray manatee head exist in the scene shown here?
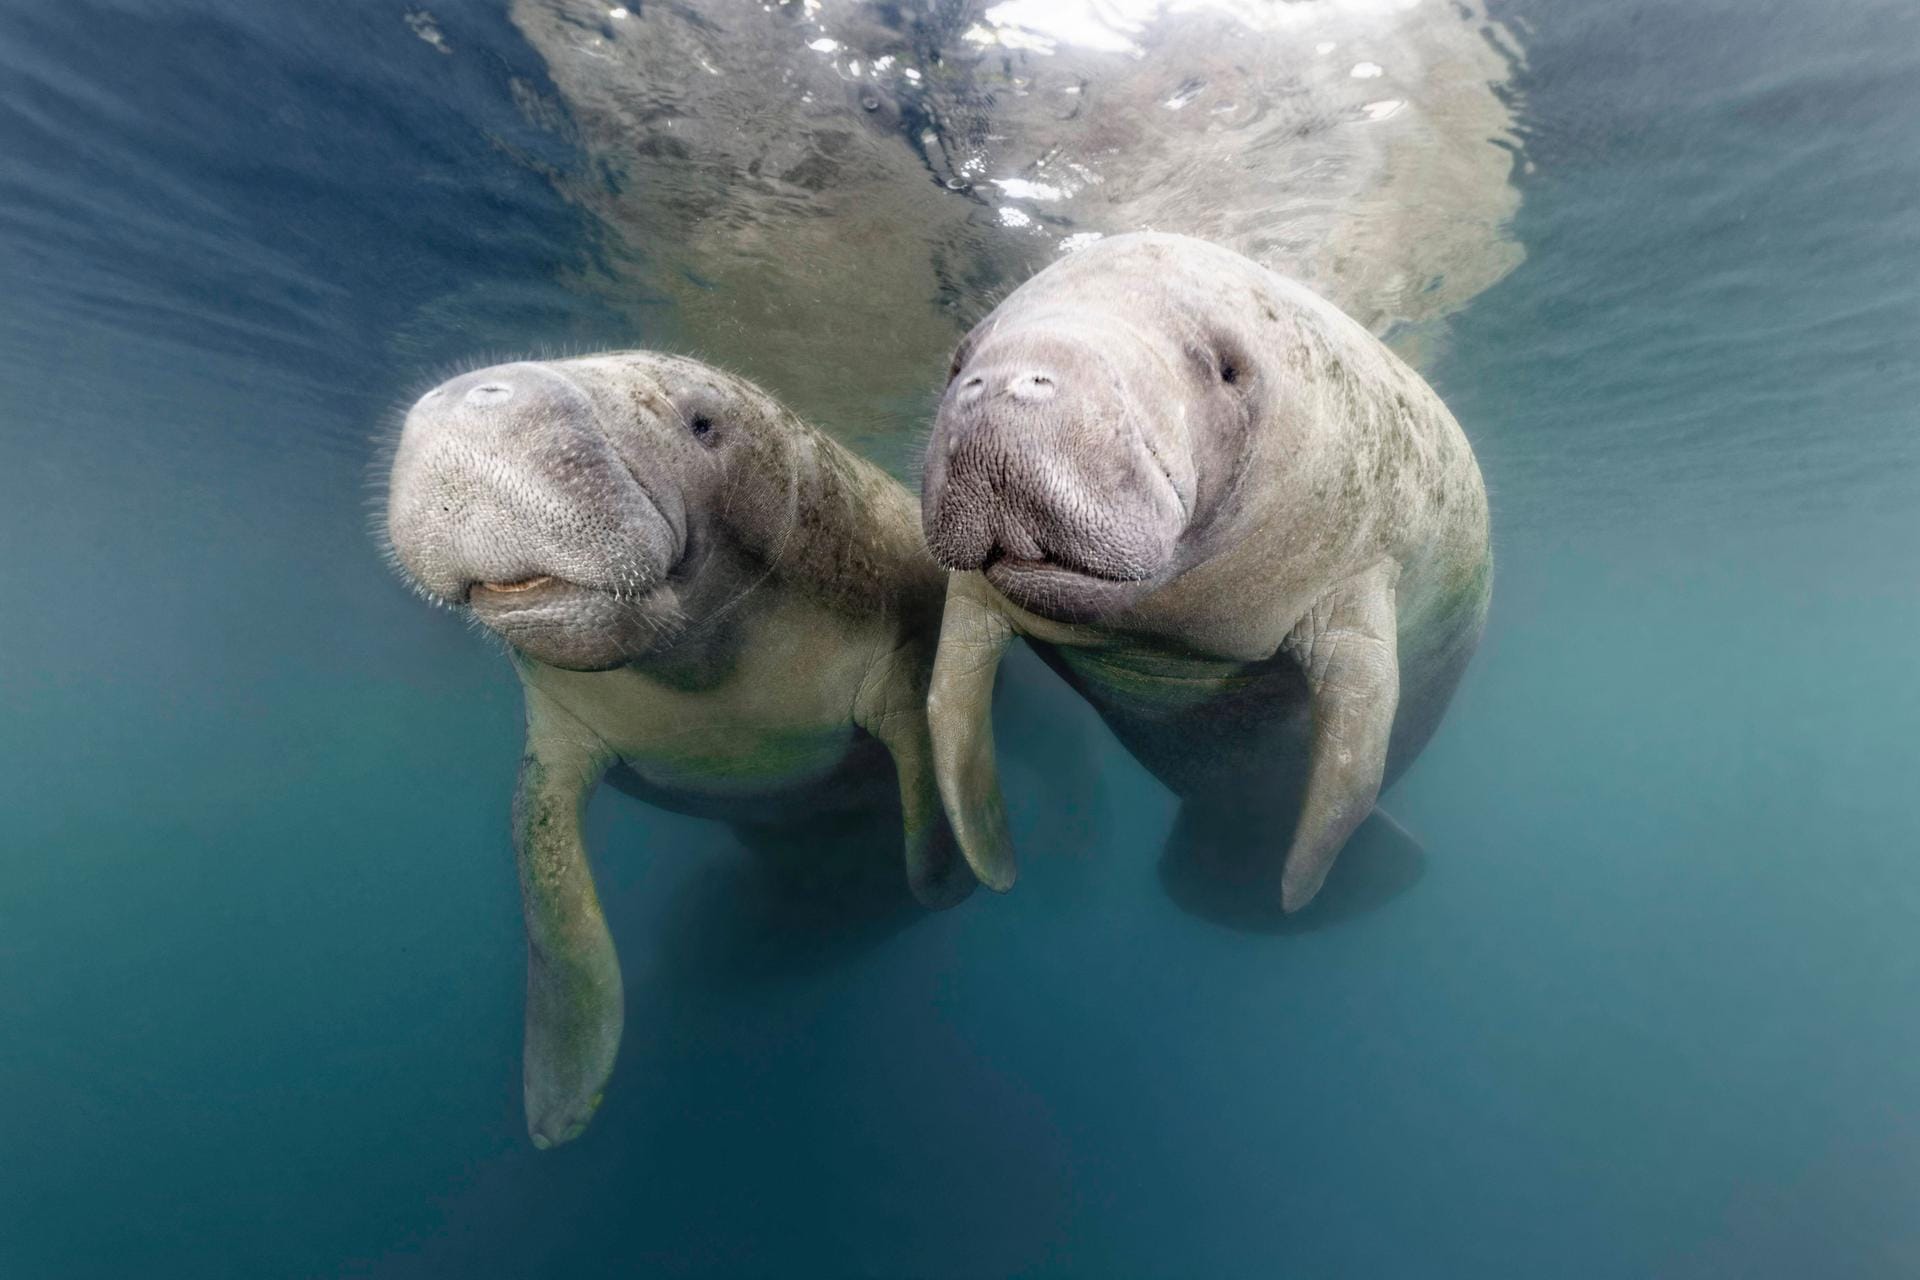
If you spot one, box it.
[921,234,1268,623]
[386,354,742,670]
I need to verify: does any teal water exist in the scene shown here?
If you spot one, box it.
[2,1,1917,1276]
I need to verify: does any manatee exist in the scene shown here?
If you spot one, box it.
[384,351,979,1147]
[920,233,1492,914]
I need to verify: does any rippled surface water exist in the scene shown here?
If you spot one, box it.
[2,1,1917,1276]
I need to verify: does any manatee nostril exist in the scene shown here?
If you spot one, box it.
[465,381,514,407]
[1007,372,1059,403]
[956,375,986,405]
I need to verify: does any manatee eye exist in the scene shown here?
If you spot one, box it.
[671,382,724,446]
[1190,342,1248,388]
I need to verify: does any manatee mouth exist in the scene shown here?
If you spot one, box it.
[466,575,579,614]
[983,553,1148,585]
[475,575,554,595]
[463,573,681,671]
[464,572,644,619]
[982,554,1158,624]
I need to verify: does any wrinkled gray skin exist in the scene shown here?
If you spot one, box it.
[921,234,1492,913]
[386,352,978,1147]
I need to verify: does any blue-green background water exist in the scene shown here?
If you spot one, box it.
[3,1,1918,1275]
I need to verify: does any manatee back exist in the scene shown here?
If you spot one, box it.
[1246,265,1493,781]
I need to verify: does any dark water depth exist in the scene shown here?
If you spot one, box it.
[1,1,1916,1276]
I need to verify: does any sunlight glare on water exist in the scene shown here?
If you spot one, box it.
[508,0,1524,449]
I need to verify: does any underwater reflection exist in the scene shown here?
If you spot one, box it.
[509,0,1525,441]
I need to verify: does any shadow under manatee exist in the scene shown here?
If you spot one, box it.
[1159,808,1428,935]
[632,644,1108,994]
[622,781,934,996]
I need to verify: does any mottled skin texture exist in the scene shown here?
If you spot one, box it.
[386,352,976,1147]
[921,234,1491,913]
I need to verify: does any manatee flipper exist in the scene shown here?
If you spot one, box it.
[513,694,619,1148]
[927,571,1018,891]
[855,641,977,909]
[1277,561,1402,913]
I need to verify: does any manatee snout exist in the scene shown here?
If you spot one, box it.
[385,361,686,669]
[922,328,1191,622]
